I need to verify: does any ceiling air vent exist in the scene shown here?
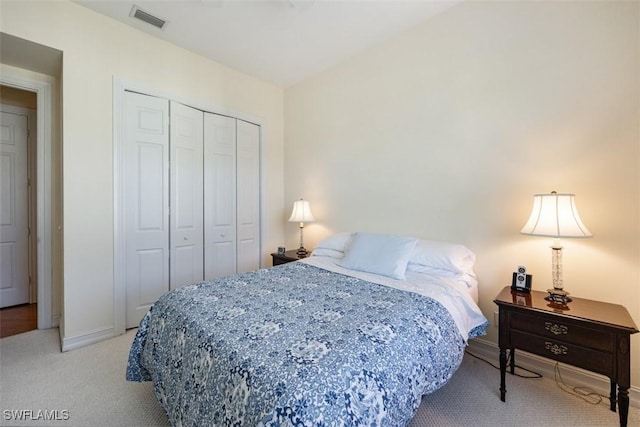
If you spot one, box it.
[130,5,167,30]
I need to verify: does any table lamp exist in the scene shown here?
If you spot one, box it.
[288,199,315,257]
[520,191,592,303]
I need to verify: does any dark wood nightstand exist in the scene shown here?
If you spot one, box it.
[494,286,638,427]
[271,250,308,266]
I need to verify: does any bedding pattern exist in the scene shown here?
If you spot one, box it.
[127,262,486,426]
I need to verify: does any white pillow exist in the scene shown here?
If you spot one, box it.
[311,248,344,259]
[339,233,418,280]
[315,232,354,253]
[409,240,476,275]
[406,264,478,289]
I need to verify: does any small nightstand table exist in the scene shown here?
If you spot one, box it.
[271,250,308,266]
[494,286,638,427]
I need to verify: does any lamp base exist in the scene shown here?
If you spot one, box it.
[545,288,572,304]
[296,247,310,258]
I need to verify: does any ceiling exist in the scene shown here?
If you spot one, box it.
[75,0,459,87]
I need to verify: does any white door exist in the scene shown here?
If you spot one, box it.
[0,111,29,308]
[236,120,260,273]
[169,101,204,289]
[204,113,237,279]
[124,92,170,328]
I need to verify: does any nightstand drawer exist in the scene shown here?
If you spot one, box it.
[510,312,612,352]
[272,257,291,266]
[511,330,612,375]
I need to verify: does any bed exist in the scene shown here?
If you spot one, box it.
[127,232,488,426]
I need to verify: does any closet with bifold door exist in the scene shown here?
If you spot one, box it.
[122,90,260,328]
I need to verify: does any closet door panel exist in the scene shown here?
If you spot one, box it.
[170,102,204,289]
[204,113,237,279]
[236,120,260,273]
[124,92,170,328]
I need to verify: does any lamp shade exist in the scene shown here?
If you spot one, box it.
[521,192,592,238]
[288,199,315,223]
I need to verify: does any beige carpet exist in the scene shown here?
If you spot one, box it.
[1,328,637,426]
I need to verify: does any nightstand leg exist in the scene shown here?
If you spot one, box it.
[618,386,629,427]
[609,380,617,412]
[499,347,507,402]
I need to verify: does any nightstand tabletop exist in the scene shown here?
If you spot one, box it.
[270,250,309,266]
[494,286,638,333]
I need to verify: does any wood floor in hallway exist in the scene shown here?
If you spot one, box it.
[0,303,37,338]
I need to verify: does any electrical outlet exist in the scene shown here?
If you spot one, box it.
[493,311,499,327]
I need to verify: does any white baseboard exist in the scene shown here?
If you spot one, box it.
[467,338,640,409]
[61,327,115,352]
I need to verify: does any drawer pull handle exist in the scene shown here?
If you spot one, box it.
[545,322,568,336]
[545,342,568,356]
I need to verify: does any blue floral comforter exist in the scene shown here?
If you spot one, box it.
[127,261,486,426]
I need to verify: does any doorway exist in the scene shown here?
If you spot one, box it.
[0,87,37,337]
[0,62,57,332]
[1,34,62,340]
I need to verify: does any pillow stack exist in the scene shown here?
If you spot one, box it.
[310,232,354,259]
[312,231,477,287]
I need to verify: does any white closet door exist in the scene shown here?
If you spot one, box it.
[170,102,204,289]
[124,92,169,328]
[0,111,29,308]
[236,120,260,273]
[204,113,237,279]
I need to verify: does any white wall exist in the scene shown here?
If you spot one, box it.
[0,1,285,345]
[285,1,640,386]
